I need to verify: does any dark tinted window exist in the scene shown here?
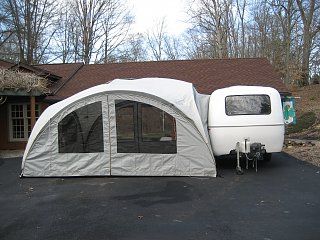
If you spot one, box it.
[116,101,135,141]
[141,104,176,142]
[115,100,177,154]
[225,95,271,116]
[58,102,104,153]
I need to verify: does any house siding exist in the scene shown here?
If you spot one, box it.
[0,103,26,150]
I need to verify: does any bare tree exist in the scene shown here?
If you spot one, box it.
[236,0,246,57]
[270,0,299,84]
[1,0,58,64]
[71,0,108,64]
[190,0,234,58]
[184,0,319,85]
[70,0,133,64]
[52,2,77,63]
[296,0,320,85]
[146,18,167,61]
[310,33,320,81]
[0,27,19,62]
[125,33,146,62]
[183,28,213,59]
[164,36,184,60]
[98,0,133,63]
[108,33,146,62]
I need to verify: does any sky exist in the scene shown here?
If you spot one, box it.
[128,0,191,36]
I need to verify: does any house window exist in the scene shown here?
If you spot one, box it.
[115,100,177,154]
[9,103,40,141]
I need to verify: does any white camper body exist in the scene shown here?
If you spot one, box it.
[21,79,284,177]
[208,86,284,157]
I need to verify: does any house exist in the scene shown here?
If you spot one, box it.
[0,58,288,151]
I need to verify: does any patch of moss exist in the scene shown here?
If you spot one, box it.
[286,111,317,134]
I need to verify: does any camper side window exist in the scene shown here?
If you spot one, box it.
[225,95,271,116]
[58,101,104,153]
[115,100,177,154]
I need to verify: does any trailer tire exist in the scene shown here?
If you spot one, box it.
[263,153,272,162]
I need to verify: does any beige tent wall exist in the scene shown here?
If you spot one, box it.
[22,88,216,177]
[22,94,110,176]
[108,93,216,176]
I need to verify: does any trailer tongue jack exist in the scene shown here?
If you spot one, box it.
[236,142,244,175]
[236,142,266,174]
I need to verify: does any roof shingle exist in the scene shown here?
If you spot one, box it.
[1,58,287,100]
[45,58,287,100]
[0,59,15,69]
[33,63,84,94]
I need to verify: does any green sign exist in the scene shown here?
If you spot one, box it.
[282,97,296,125]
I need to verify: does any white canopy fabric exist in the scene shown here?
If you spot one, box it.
[21,78,216,177]
[107,78,210,142]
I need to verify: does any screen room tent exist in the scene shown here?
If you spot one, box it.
[21,78,217,177]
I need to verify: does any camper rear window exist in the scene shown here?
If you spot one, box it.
[225,95,271,116]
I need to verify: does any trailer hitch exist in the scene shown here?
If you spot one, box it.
[245,143,265,172]
[235,142,265,174]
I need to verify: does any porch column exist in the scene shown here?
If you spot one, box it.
[30,96,36,130]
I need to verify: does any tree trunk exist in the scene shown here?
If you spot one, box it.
[300,30,312,85]
[296,0,318,86]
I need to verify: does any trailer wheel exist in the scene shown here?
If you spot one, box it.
[263,153,272,162]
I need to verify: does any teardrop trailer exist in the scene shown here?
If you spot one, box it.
[21,78,284,177]
[209,86,284,174]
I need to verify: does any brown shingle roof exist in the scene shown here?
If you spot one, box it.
[44,58,287,101]
[33,63,84,94]
[0,59,15,69]
[0,61,83,94]
[10,63,62,82]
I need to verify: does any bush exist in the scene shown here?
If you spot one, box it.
[286,111,317,134]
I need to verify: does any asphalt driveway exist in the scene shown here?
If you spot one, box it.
[0,153,319,240]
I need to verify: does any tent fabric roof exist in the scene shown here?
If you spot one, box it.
[23,78,209,161]
[38,58,287,101]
